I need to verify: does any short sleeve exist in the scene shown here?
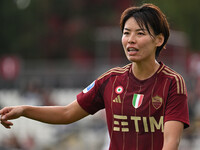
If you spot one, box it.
[164,79,190,128]
[77,80,105,115]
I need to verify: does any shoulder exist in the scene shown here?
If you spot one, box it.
[97,63,131,81]
[158,63,186,95]
[160,64,184,81]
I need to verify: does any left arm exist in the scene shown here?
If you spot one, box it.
[162,121,184,150]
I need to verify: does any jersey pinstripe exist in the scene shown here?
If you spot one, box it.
[77,62,189,150]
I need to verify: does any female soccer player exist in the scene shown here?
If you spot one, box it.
[0,3,189,150]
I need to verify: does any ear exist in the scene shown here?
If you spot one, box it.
[155,34,164,47]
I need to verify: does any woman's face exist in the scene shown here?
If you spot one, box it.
[122,17,162,63]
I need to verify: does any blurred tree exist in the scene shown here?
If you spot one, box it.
[0,0,199,61]
[140,0,200,50]
[0,0,46,59]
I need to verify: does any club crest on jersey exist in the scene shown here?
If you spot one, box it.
[115,86,124,94]
[132,94,144,109]
[83,81,95,93]
[152,96,163,109]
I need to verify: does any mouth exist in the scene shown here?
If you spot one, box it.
[127,47,139,52]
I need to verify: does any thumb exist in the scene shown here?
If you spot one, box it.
[1,114,11,120]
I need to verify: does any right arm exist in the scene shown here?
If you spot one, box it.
[0,100,89,129]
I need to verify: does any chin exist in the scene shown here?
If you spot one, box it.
[127,57,141,63]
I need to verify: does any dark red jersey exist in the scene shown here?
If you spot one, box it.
[77,62,189,150]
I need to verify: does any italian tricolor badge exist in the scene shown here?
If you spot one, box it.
[132,94,144,109]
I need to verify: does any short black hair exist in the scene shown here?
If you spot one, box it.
[120,3,170,58]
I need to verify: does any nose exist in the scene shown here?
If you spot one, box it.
[128,34,136,44]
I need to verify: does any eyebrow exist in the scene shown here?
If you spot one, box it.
[124,28,131,31]
[124,28,146,32]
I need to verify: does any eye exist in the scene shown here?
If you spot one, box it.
[123,31,129,35]
[137,32,145,35]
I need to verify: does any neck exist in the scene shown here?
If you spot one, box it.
[132,60,160,80]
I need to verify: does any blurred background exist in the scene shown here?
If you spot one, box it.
[0,0,200,149]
